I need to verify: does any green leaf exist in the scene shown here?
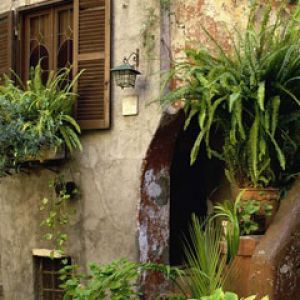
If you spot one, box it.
[276,83,300,106]
[248,108,260,186]
[229,93,240,112]
[185,109,198,130]
[271,96,280,137]
[224,292,239,300]
[190,130,206,165]
[267,131,286,170]
[257,81,265,111]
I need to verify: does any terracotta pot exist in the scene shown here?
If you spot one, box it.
[240,188,280,233]
[220,236,262,297]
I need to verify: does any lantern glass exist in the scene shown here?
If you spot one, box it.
[111,64,141,89]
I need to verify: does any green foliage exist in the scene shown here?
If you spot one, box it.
[214,192,274,240]
[161,4,300,188]
[40,175,78,256]
[237,199,272,235]
[213,193,241,263]
[0,64,82,176]
[60,258,184,300]
[188,288,269,300]
[183,215,228,299]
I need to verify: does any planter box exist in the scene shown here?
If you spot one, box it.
[24,144,65,163]
[221,235,262,297]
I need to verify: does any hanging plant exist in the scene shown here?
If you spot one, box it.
[0,64,83,176]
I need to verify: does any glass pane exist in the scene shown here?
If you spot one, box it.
[29,13,52,83]
[57,8,73,69]
[30,45,49,84]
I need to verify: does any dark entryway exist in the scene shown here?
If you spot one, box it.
[169,117,223,265]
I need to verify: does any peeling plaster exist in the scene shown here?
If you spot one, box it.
[145,169,163,199]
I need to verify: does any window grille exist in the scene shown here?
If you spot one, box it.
[34,256,71,300]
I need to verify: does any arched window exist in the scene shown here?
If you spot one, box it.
[29,45,49,84]
[23,6,73,84]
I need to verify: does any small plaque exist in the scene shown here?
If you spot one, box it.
[122,95,139,116]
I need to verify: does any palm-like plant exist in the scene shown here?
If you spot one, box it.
[161,4,300,188]
[213,195,241,264]
[183,215,228,298]
[0,64,82,175]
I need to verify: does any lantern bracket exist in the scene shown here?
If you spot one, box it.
[123,49,140,68]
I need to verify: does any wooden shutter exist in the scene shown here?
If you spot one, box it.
[74,0,110,130]
[0,12,14,80]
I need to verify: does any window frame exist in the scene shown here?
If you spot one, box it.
[33,253,71,300]
[16,0,111,130]
[18,1,73,83]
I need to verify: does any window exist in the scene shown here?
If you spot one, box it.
[21,5,73,84]
[34,256,71,300]
[0,0,111,129]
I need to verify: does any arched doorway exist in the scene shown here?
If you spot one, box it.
[138,111,224,298]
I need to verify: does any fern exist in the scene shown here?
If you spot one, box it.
[160,3,300,188]
[0,64,83,175]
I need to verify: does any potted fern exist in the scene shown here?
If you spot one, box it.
[0,64,82,175]
[161,4,300,231]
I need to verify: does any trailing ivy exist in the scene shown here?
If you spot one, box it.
[40,175,78,257]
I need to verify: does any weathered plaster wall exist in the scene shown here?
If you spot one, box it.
[0,0,163,299]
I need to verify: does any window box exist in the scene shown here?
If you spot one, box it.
[24,144,66,163]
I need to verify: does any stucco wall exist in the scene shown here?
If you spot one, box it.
[0,0,163,299]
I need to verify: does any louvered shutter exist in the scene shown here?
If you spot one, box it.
[74,0,110,130]
[0,12,14,81]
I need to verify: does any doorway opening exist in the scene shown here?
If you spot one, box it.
[169,116,223,265]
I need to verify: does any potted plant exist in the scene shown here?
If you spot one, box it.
[161,4,300,229]
[213,192,268,297]
[0,64,83,175]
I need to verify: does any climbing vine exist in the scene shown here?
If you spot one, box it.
[141,0,173,59]
[40,175,79,256]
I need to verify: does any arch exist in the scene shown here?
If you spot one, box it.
[57,39,73,69]
[29,44,49,84]
[138,111,225,298]
[138,112,184,298]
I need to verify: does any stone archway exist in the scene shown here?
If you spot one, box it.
[137,110,224,298]
[137,111,184,298]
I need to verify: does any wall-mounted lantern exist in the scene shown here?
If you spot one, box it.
[111,49,141,89]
